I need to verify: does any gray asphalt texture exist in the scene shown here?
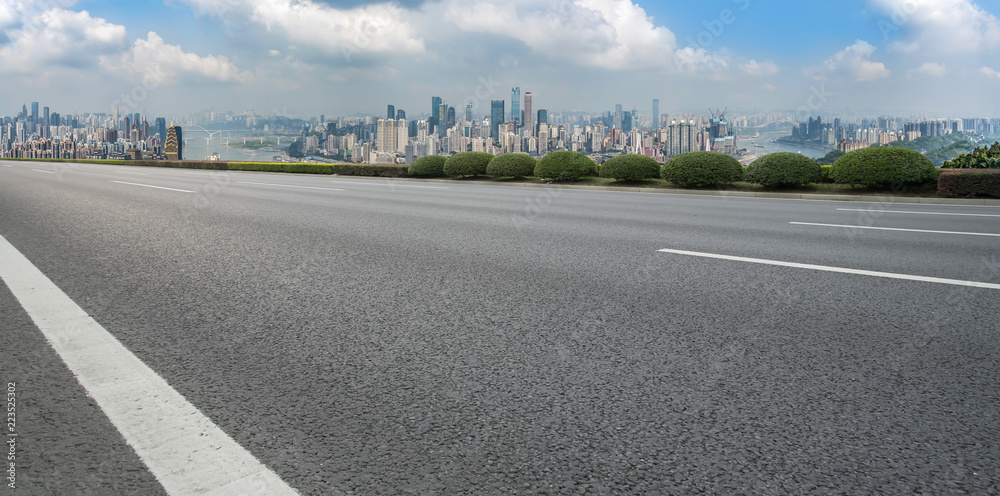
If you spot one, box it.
[1,161,998,495]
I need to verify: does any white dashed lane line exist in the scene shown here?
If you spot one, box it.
[111,181,194,193]
[837,208,1000,218]
[790,222,1000,237]
[657,248,1000,290]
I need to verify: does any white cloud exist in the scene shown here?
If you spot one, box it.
[807,40,890,82]
[0,8,126,72]
[915,61,947,77]
[870,0,1000,53]
[981,66,1000,81]
[179,0,425,58]
[741,59,779,76]
[673,47,728,74]
[441,0,677,70]
[104,31,253,84]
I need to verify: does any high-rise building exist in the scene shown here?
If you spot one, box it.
[537,109,547,126]
[42,107,49,127]
[165,123,182,160]
[652,99,660,129]
[511,87,521,126]
[113,107,120,129]
[377,118,397,152]
[437,102,448,138]
[387,105,395,120]
[523,92,534,137]
[30,102,38,123]
[464,104,473,123]
[431,96,442,132]
[396,109,406,120]
[155,118,167,142]
[490,100,505,140]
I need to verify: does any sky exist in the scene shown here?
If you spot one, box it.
[2,0,1000,119]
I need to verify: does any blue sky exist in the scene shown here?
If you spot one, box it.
[2,0,1000,118]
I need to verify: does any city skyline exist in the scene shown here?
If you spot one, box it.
[1,0,1000,117]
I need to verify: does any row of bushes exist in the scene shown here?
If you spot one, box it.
[227,162,408,177]
[409,151,601,181]
[938,169,1000,197]
[410,149,943,190]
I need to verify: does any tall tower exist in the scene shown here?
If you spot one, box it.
[431,96,442,133]
[523,92,534,137]
[652,99,660,129]
[113,107,120,129]
[387,105,395,120]
[165,123,183,160]
[490,100,505,141]
[511,87,521,126]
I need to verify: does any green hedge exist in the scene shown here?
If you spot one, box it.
[598,154,661,181]
[408,155,447,177]
[662,151,742,187]
[830,147,937,188]
[534,151,597,181]
[937,169,1000,198]
[820,165,834,183]
[487,153,537,178]
[745,152,821,188]
[228,162,408,177]
[444,152,494,177]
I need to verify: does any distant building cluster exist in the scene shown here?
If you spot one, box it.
[789,115,1000,154]
[4,98,1000,165]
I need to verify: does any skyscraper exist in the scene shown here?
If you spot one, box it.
[113,107,119,129]
[523,92,534,137]
[30,102,38,123]
[387,104,395,120]
[490,100,505,140]
[396,109,406,120]
[537,109,547,126]
[511,87,521,126]
[154,117,167,143]
[437,102,449,138]
[652,99,660,129]
[431,96,442,133]
[42,107,49,127]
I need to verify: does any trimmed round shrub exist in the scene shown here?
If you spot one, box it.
[534,151,597,181]
[662,151,742,188]
[443,151,494,177]
[408,155,447,177]
[745,152,822,188]
[599,154,661,181]
[487,153,537,178]
[830,147,937,188]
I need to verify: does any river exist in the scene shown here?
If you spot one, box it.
[179,129,288,162]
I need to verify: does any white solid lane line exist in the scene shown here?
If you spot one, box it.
[790,222,1000,237]
[657,248,1000,290]
[111,181,194,193]
[0,235,300,495]
[33,169,55,174]
[238,181,345,192]
[837,208,1000,217]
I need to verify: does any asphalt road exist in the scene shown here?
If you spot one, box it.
[1,160,998,495]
